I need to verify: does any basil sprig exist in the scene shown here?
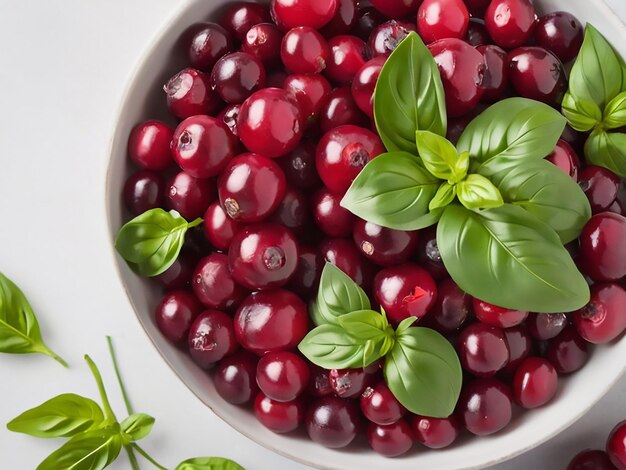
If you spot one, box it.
[342,32,591,313]
[299,264,462,418]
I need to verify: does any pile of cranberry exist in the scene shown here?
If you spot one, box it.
[121,0,626,459]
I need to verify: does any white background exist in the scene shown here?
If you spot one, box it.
[0,1,625,469]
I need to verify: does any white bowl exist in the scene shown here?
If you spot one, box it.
[106,1,626,468]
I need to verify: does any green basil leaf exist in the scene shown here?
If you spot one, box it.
[585,130,626,177]
[457,174,504,211]
[298,324,367,369]
[456,98,566,172]
[337,310,389,341]
[429,182,457,211]
[383,327,461,418]
[568,24,624,110]
[437,204,589,313]
[36,425,122,470]
[115,209,201,277]
[415,131,466,182]
[0,272,66,366]
[396,316,417,335]
[341,152,441,231]
[561,92,603,132]
[120,413,154,442]
[310,263,370,326]
[7,394,104,438]
[603,91,626,130]
[374,32,447,153]
[487,159,592,243]
[176,457,244,470]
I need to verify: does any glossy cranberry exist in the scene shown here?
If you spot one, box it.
[319,87,369,133]
[188,310,238,368]
[527,313,568,340]
[425,278,470,333]
[155,251,196,290]
[211,52,266,104]
[218,153,286,223]
[221,2,271,41]
[287,246,324,298]
[128,120,174,171]
[307,365,333,397]
[415,225,449,280]
[546,139,581,181]
[202,202,241,252]
[353,220,418,267]
[473,299,528,328]
[192,254,247,310]
[122,170,164,215]
[311,188,355,237]
[256,351,310,402]
[568,450,618,470]
[164,68,221,119]
[166,171,215,220]
[417,0,469,44]
[326,35,370,84]
[428,38,485,118]
[457,323,510,377]
[214,350,259,405]
[155,290,202,344]
[254,393,305,433]
[280,27,330,74]
[466,18,491,47]
[187,23,233,71]
[270,187,309,234]
[217,104,241,137]
[234,290,308,355]
[329,368,374,398]
[607,421,626,470]
[316,125,384,194]
[373,263,437,324]
[579,166,621,213]
[354,6,387,40]
[477,45,508,102]
[484,0,536,49]
[512,357,558,409]
[351,57,385,118]
[502,325,533,374]
[536,12,584,63]
[411,415,461,449]
[458,378,512,436]
[172,115,237,179]
[579,213,626,282]
[320,0,357,36]
[574,283,626,344]
[238,88,304,158]
[277,141,321,189]
[242,23,283,65]
[367,20,416,57]
[320,238,374,289]
[507,47,566,106]
[284,74,332,125]
[367,420,413,457]
[546,326,589,374]
[306,396,361,448]
[271,0,337,31]
[360,381,406,425]
[369,0,420,18]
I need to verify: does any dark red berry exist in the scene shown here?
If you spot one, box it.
[502,325,533,374]
[507,47,567,106]
[527,313,568,340]
[536,12,584,63]
[415,226,449,280]
[512,357,558,409]
[155,251,196,290]
[351,56,385,117]
[155,290,202,344]
[354,6,387,41]
[458,378,513,436]
[360,381,406,425]
[254,393,305,433]
[466,18,491,47]
[202,202,242,252]
[277,141,321,190]
[457,323,510,377]
[217,104,241,137]
[307,365,333,397]
[329,368,374,398]
[305,396,361,448]
[568,449,617,470]
[425,278,471,333]
[287,246,324,298]
[271,0,338,31]
[319,87,369,133]
[212,52,266,104]
[123,170,165,215]
[579,166,621,213]
[166,171,215,220]
[193,254,247,310]
[369,0,420,18]
[242,23,283,66]
[187,22,233,71]
[320,0,358,37]
[164,68,221,119]
[214,350,259,405]
[311,188,356,237]
[367,420,413,457]
[284,73,332,125]
[411,414,461,449]
[473,299,528,328]
[325,35,370,84]
[546,326,589,374]
[368,20,416,57]
[221,2,272,41]
[484,0,536,49]
[188,310,239,368]
[417,0,469,44]
[270,187,309,234]
[547,139,581,181]
[477,45,509,102]
[607,421,626,470]
[579,213,626,282]
[128,120,174,171]
[573,283,626,344]
[256,351,310,402]
[353,220,418,267]
[320,238,375,289]
[281,27,330,74]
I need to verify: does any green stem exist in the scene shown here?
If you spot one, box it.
[132,443,168,470]
[84,355,117,422]
[187,217,203,229]
[106,336,134,414]
[42,346,68,368]
[125,444,141,470]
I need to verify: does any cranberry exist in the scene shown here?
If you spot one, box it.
[512,357,558,409]
[319,87,369,133]
[188,310,238,368]
[425,278,471,333]
[256,351,310,402]
[329,368,374,398]
[311,188,356,237]
[507,47,566,106]
[270,187,309,234]
[187,23,233,71]
[228,223,299,291]
[536,12,584,63]
[353,220,418,266]
[128,120,174,171]
[354,6,386,40]
[283,74,332,124]
[417,0,469,44]
[320,238,375,289]
[202,202,242,252]
[254,393,305,433]
[192,254,247,310]
[155,251,196,290]
[466,18,491,47]
[428,38,485,118]
[546,326,589,374]
[574,283,626,344]
[214,350,259,405]
[367,420,413,457]
[415,226,449,280]
[579,166,621,213]
[369,0,420,18]
[360,381,406,425]
[568,450,618,470]
[166,171,215,220]
[234,289,308,355]
[123,170,165,215]
[411,415,461,449]
[502,325,533,374]
[457,323,510,377]
[164,68,220,119]
[238,88,304,158]
[607,421,626,470]
[172,115,237,179]
[155,290,202,344]
[477,45,509,102]
[458,378,512,436]
[579,213,626,282]
[484,0,536,49]
[211,52,266,104]
[242,23,283,66]
[547,139,581,181]
[217,104,241,137]
[325,35,370,84]
[271,0,337,31]
[527,313,568,340]
[373,263,437,324]
[473,299,528,328]
[307,365,333,397]
[305,396,361,448]
[287,246,324,298]
[221,2,271,41]
[218,153,286,223]
[351,57,385,118]
[368,20,416,58]
[320,0,358,37]
[280,27,330,74]
[316,125,384,194]
[277,141,321,189]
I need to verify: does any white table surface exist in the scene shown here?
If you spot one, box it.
[1,1,625,469]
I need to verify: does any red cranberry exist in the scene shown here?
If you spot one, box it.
[326,35,370,84]
[574,283,626,344]
[166,171,215,220]
[547,139,581,181]
[128,121,174,171]
[351,57,385,117]
[477,45,508,102]
[466,18,491,47]
[507,47,566,106]
[607,421,626,470]
[214,350,259,405]
[320,0,358,37]
[579,166,621,213]
[319,87,369,133]
[425,278,471,333]
[270,187,309,234]
[256,351,310,402]
[218,153,286,223]
[512,357,558,409]
[536,12,584,63]
[254,393,305,433]
[457,323,510,377]
[458,378,512,436]
[287,245,324,298]
[353,220,418,266]
[568,449,618,470]
[546,326,589,374]
[320,238,375,289]
[221,2,271,41]
[187,23,233,71]
[579,213,626,282]
[234,290,308,355]
[277,141,321,189]
[243,23,283,66]
[411,415,461,449]
[367,420,413,457]
[527,313,568,340]
[311,188,356,237]
[354,6,387,40]
[164,68,220,119]
[428,38,485,118]
[369,0,420,18]
[271,0,337,31]
[360,381,406,425]
[283,73,332,124]
[212,52,266,104]
[484,0,536,49]
[417,0,469,44]
[308,365,333,397]
[368,20,416,58]
[202,202,242,252]
[329,368,374,398]
[155,251,196,290]
[217,104,241,137]
[123,170,165,215]
[473,299,528,328]
[155,290,202,344]
[305,396,361,448]
[281,27,330,74]
[193,254,247,310]
[502,325,533,374]
[188,310,238,368]
[238,88,304,158]
[415,226,449,280]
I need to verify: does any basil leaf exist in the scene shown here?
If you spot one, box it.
[7,394,104,438]
[374,31,446,153]
[336,310,390,341]
[0,272,66,366]
[396,316,417,334]
[37,425,123,470]
[585,130,626,177]
[310,263,370,326]
[115,208,201,277]
[176,457,244,470]
[487,159,592,243]
[457,174,504,211]
[341,152,441,231]
[298,324,368,369]
[429,182,457,211]
[603,91,626,130]
[456,98,566,171]
[568,24,624,110]
[120,413,154,442]
[415,131,467,182]
[437,204,590,313]
[383,327,461,418]
[561,92,603,132]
